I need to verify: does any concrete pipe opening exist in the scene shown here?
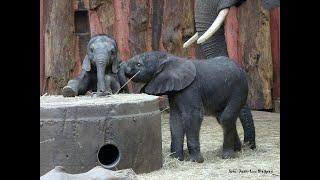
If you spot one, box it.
[97,143,121,169]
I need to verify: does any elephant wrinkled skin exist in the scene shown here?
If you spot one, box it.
[121,51,256,162]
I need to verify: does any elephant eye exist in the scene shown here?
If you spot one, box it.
[111,49,115,55]
[90,47,94,52]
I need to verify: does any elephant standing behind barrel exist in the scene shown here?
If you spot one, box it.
[62,34,128,97]
[183,0,279,149]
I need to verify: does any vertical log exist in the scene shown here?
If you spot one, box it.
[72,36,82,78]
[270,7,280,101]
[129,0,150,56]
[237,0,273,110]
[114,0,131,60]
[87,10,103,35]
[145,0,153,51]
[113,0,132,91]
[225,7,241,64]
[161,0,195,57]
[44,0,76,94]
[89,0,115,36]
[40,0,45,95]
[151,0,164,51]
[128,0,151,93]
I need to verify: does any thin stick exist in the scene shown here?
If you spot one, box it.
[115,70,141,94]
[160,107,170,113]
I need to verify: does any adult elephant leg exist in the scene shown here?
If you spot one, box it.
[185,108,204,163]
[168,96,185,161]
[62,71,91,97]
[239,104,256,149]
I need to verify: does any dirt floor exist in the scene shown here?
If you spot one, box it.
[137,111,280,180]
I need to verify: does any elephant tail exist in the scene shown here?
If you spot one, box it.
[239,104,256,149]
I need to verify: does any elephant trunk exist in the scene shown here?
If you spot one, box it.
[96,61,107,95]
[195,0,228,58]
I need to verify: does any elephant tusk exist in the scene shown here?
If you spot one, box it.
[197,8,229,44]
[183,32,199,48]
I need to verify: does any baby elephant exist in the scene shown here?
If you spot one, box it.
[62,34,128,97]
[121,51,255,162]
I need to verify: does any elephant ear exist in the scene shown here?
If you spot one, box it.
[217,0,246,13]
[144,59,196,95]
[82,55,91,72]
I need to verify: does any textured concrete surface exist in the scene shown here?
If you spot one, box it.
[40,94,162,176]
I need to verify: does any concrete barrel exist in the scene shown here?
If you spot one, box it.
[40,94,162,176]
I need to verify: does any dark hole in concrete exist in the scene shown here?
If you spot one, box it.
[97,144,120,169]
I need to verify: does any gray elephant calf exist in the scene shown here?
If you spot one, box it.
[121,51,255,162]
[62,34,128,97]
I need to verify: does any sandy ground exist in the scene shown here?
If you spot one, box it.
[137,111,280,180]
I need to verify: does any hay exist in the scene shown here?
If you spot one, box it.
[138,111,280,180]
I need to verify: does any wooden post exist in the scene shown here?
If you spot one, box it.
[114,0,131,61]
[40,0,44,95]
[160,0,195,57]
[237,0,273,110]
[44,0,76,94]
[270,7,280,101]
[225,6,240,65]
[113,0,132,91]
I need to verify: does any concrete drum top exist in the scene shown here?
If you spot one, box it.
[40,94,159,108]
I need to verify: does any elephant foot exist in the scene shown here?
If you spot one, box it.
[222,149,236,159]
[243,141,256,150]
[188,152,204,163]
[170,151,184,161]
[96,91,111,97]
[234,141,242,152]
[62,86,76,97]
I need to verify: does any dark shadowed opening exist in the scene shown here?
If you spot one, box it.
[97,144,121,169]
[74,10,89,34]
[74,9,91,63]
